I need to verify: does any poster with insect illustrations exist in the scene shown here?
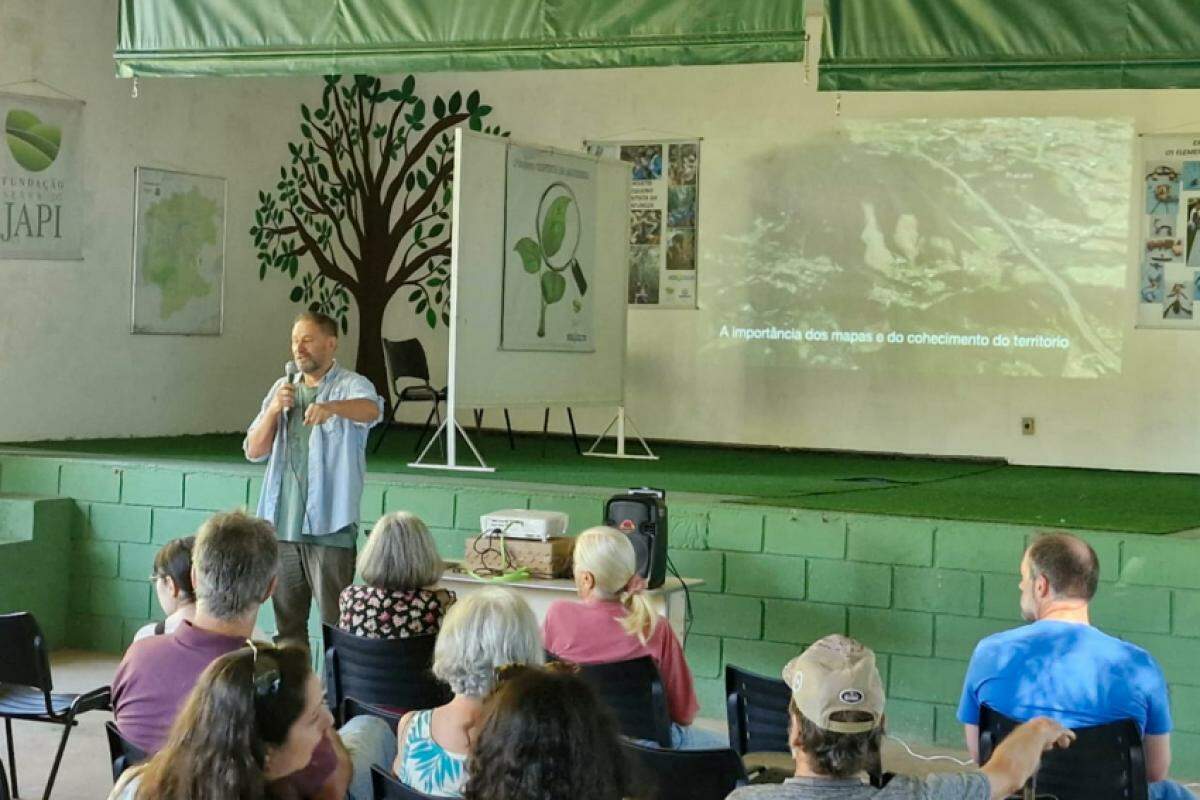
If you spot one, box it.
[502,146,597,352]
[585,138,699,309]
[1137,134,1200,329]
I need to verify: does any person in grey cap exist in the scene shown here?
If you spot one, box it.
[726,635,1074,800]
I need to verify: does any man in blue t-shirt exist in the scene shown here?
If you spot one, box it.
[957,532,1189,800]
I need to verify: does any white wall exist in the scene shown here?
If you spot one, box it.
[4,2,1198,474]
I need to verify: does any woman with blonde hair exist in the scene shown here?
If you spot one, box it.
[338,511,455,639]
[542,526,721,749]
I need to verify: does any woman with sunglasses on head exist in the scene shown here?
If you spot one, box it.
[462,663,635,800]
[108,642,391,800]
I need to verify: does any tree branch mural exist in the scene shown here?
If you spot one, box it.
[250,74,506,399]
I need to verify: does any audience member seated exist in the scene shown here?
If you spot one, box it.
[727,635,1074,800]
[338,511,456,639]
[111,510,350,798]
[462,663,633,800]
[542,525,719,749]
[133,536,268,643]
[108,642,393,800]
[957,532,1191,800]
[392,587,543,797]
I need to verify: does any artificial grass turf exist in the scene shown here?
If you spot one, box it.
[6,432,1199,534]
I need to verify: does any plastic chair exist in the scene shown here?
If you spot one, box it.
[0,612,111,800]
[342,696,405,733]
[371,764,443,800]
[322,625,451,723]
[725,664,791,757]
[372,338,446,455]
[620,739,748,800]
[978,704,1148,800]
[576,656,672,747]
[104,721,148,782]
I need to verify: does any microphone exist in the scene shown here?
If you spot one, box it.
[281,361,299,419]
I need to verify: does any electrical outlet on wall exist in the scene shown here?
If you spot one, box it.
[1021,417,1036,435]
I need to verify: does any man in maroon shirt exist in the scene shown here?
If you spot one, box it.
[111,510,350,798]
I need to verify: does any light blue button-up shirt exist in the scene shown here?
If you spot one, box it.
[244,361,383,538]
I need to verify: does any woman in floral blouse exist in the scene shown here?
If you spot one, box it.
[338,511,455,639]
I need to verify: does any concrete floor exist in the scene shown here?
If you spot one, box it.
[4,650,1140,800]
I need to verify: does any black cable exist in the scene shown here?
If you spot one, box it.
[665,553,693,647]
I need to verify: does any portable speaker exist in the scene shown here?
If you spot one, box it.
[605,488,668,589]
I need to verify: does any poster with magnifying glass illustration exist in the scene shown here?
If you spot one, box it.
[501,146,597,352]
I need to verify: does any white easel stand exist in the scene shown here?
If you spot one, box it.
[408,417,495,472]
[584,406,658,460]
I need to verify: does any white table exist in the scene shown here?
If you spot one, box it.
[438,563,703,640]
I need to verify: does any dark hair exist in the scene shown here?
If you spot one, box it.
[1027,532,1099,601]
[293,310,338,338]
[194,511,279,620]
[792,700,881,779]
[134,645,310,800]
[154,537,196,603]
[463,666,635,800]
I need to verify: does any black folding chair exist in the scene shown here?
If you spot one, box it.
[104,721,148,782]
[725,664,790,756]
[621,739,748,800]
[342,697,405,733]
[372,338,447,455]
[371,764,443,800]
[577,657,672,747]
[0,612,111,800]
[322,625,451,723]
[978,705,1148,800]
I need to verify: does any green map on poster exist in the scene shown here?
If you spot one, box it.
[133,169,226,334]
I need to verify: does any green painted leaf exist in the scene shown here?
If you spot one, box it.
[540,195,572,258]
[514,238,541,274]
[541,270,566,305]
[401,75,415,96]
[426,307,437,328]
[449,91,462,114]
[290,286,303,302]
[433,96,445,118]
[467,90,480,113]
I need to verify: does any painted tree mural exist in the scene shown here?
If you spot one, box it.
[250,73,505,399]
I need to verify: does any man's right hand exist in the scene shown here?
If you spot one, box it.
[270,383,296,414]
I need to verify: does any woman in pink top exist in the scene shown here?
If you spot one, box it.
[542,526,724,749]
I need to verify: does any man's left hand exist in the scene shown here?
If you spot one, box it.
[304,403,336,426]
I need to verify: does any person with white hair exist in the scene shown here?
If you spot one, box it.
[338,511,455,639]
[542,525,722,749]
[391,587,543,797]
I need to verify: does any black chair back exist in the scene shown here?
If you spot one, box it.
[383,338,432,386]
[104,721,148,782]
[371,764,443,800]
[725,664,790,756]
[577,657,672,747]
[0,613,52,696]
[978,705,1148,800]
[343,697,406,733]
[621,740,747,800]
[322,625,451,720]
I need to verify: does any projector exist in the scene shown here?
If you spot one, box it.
[480,509,569,541]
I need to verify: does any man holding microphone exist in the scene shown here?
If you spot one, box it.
[244,311,383,648]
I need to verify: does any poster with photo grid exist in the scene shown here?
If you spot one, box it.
[585,138,699,308]
[1137,133,1200,329]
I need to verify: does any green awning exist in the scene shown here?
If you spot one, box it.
[820,0,1200,91]
[115,0,807,77]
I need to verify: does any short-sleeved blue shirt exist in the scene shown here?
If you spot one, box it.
[957,620,1171,736]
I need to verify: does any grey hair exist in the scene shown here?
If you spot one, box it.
[432,587,543,698]
[358,511,444,592]
[193,510,279,621]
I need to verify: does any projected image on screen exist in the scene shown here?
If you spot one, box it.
[707,117,1132,378]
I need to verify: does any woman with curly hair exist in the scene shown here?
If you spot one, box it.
[462,664,635,800]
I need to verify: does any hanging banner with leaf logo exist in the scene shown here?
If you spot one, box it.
[0,92,83,260]
[501,145,597,352]
[586,138,699,308]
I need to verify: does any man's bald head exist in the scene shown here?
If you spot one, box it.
[1025,532,1099,602]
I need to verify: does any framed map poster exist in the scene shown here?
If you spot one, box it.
[131,167,227,335]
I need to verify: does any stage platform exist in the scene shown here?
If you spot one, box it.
[3,432,1200,771]
[7,430,1200,533]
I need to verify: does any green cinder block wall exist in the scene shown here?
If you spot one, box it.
[4,453,1200,776]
